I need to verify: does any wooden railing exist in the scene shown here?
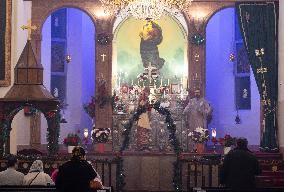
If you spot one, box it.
[180,154,222,191]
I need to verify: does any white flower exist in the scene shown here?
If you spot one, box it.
[188,132,193,137]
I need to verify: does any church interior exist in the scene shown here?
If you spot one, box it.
[0,0,284,191]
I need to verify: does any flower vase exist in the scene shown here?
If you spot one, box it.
[97,143,105,153]
[224,146,231,155]
[67,146,76,153]
[196,143,205,154]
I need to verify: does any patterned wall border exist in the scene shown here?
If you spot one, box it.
[0,0,11,87]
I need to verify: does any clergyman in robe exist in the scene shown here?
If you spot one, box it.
[183,89,212,151]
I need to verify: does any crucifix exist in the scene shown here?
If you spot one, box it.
[101,54,107,62]
[144,62,157,84]
[21,19,37,40]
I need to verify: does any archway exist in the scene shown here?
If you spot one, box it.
[41,7,96,146]
[205,7,260,146]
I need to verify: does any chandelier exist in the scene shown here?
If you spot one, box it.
[99,0,193,20]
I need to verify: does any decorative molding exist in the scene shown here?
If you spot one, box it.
[0,0,12,87]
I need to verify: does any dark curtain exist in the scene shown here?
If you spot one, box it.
[0,0,6,80]
[236,2,278,152]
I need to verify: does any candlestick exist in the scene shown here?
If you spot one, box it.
[212,128,216,138]
[160,78,163,87]
[168,79,170,86]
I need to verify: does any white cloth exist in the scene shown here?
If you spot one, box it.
[183,97,212,130]
[0,168,24,185]
[23,172,54,186]
[183,97,212,151]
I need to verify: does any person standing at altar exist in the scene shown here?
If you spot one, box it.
[183,89,212,151]
[137,87,152,151]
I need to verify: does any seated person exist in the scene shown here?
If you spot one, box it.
[220,137,261,190]
[56,146,102,192]
[23,160,54,186]
[0,154,24,185]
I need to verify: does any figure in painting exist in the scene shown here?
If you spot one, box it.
[136,87,152,151]
[140,19,165,70]
[183,89,212,151]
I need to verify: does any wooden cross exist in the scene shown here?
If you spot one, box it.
[101,54,107,62]
[21,19,37,40]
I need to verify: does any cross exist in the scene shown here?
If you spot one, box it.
[21,19,37,40]
[257,67,267,74]
[101,54,107,62]
[145,62,157,83]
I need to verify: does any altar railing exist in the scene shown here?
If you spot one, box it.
[180,155,222,191]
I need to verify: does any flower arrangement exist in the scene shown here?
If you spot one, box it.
[91,128,111,143]
[83,97,96,118]
[219,134,236,147]
[188,127,209,143]
[63,133,81,146]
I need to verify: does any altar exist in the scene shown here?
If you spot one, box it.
[112,93,193,152]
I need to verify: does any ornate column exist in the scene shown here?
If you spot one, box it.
[94,15,115,131]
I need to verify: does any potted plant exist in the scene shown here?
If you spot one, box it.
[219,134,236,154]
[91,128,111,153]
[188,127,209,153]
[63,133,81,153]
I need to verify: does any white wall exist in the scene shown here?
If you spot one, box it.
[206,8,260,145]
[7,0,31,154]
[81,12,95,134]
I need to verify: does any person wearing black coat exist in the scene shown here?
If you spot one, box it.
[56,146,100,192]
[220,137,261,190]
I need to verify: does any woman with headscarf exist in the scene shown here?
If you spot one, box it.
[56,146,102,192]
[23,160,54,186]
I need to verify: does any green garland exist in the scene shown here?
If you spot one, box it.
[119,101,182,191]
[46,110,61,156]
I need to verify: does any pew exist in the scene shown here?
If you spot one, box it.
[192,187,284,192]
[0,185,112,192]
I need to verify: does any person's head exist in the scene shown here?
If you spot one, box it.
[236,137,249,150]
[194,89,201,98]
[7,155,18,168]
[71,146,86,161]
[29,160,43,173]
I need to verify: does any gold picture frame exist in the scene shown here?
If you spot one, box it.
[0,0,11,86]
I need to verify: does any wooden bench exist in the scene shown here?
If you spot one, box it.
[192,187,284,192]
[0,186,112,192]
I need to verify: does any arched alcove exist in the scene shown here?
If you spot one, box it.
[112,14,189,91]
[205,7,260,146]
[41,7,96,144]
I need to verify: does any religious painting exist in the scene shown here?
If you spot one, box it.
[113,15,187,90]
[51,41,66,72]
[235,41,250,75]
[0,0,11,86]
[235,76,251,110]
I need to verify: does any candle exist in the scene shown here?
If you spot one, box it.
[160,78,163,87]
[212,128,216,138]
[131,79,133,86]
[168,79,170,86]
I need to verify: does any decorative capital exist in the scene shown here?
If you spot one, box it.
[97,33,112,45]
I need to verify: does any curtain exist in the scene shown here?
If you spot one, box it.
[236,2,278,152]
[0,0,6,80]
